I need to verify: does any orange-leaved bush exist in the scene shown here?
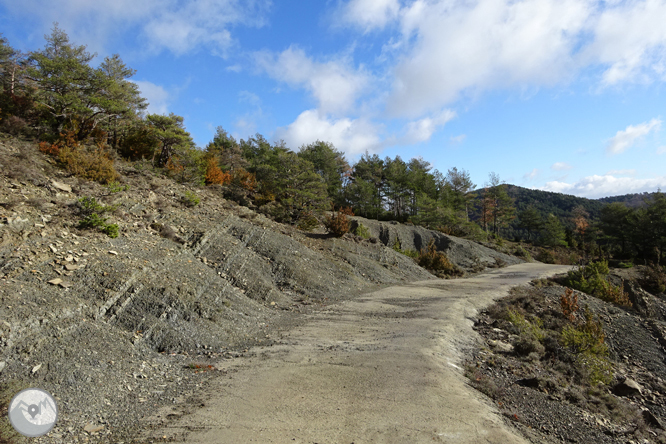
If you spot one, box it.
[417,239,463,277]
[58,146,120,184]
[560,287,579,323]
[232,168,257,191]
[204,158,231,185]
[325,206,353,237]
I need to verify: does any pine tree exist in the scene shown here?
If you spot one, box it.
[297,140,349,205]
[517,205,543,241]
[444,167,475,221]
[540,214,568,247]
[27,24,145,140]
[145,113,194,167]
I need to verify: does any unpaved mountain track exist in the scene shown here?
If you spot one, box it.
[146,263,571,444]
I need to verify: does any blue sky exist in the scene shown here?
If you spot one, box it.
[2,0,666,198]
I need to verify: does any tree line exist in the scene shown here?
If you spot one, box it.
[2,25,663,259]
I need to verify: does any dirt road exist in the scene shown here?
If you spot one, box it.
[148,263,571,444]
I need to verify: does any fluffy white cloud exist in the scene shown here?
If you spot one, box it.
[584,0,666,85]
[541,174,666,198]
[0,0,270,55]
[401,109,456,144]
[606,118,661,155]
[275,109,382,156]
[134,80,169,114]
[450,134,467,143]
[334,0,666,118]
[255,46,369,115]
[551,162,573,171]
[387,0,592,117]
[342,0,401,32]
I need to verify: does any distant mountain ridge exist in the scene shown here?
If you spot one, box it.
[503,185,656,220]
[468,185,658,238]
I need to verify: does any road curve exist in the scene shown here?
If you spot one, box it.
[148,263,571,444]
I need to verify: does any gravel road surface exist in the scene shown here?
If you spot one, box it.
[147,263,571,444]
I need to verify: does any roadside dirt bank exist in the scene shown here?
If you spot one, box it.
[143,263,571,444]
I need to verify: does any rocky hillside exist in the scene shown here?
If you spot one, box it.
[0,136,522,443]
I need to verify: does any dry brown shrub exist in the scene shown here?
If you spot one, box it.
[232,168,257,191]
[560,287,579,322]
[1,115,27,135]
[165,156,185,176]
[417,239,463,277]
[38,141,60,156]
[325,206,353,237]
[58,146,120,184]
[204,158,232,185]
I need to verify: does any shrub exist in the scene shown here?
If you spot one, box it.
[1,115,27,135]
[39,132,116,183]
[106,181,130,193]
[536,249,556,264]
[181,190,200,207]
[58,146,120,184]
[566,260,631,307]
[354,223,371,239]
[118,125,158,160]
[513,245,532,261]
[325,206,353,237]
[417,239,463,277]
[393,239,419,259]
[579,354,614,386]
[560,307,613,385]
[78,196,116,216]
[204,158,232,185]
[595,279,632,307]
[642,264,666,294]
[514,336,545,356]
[560,287,579,322]
[77,197,119,238]
[297,212,319,232]
[232,168,257,191]
[561,316,606,356]
[38,141,60,156]
[506,310,545,342]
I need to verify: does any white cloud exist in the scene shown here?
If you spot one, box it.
[134,80,169,114]
[275,109,382,156]
[341,0,401,32]
[524,168,539,180]
[606,118,661,155]
[658,146,666,154]
[450,134,467,143]
[387,0,592,117]
[255,46,369,115]
[551,162,573,171]
[333,0,666,119]
[541,174,666,198]
[584,0,666,85]
[0,0,270,56]
[401,109,456,144]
